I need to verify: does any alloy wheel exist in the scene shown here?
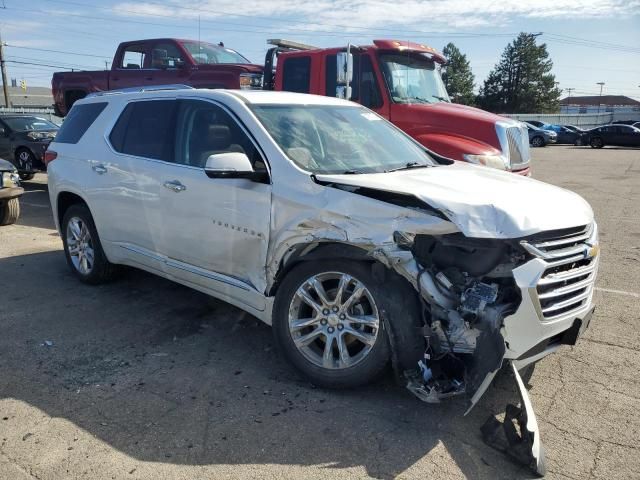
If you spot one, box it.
[288,272,380,370]
[66,217,95,275]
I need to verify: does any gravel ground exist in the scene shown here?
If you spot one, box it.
[0,145,638,480]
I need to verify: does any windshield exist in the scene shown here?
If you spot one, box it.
[3,116,58,131]
[180,41,250,65]
[379,53,450,104]
[252,105,436,174]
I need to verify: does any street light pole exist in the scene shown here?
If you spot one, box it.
[596,82,605,114]
[565,88,575,114]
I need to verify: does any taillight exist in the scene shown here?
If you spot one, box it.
[44,150,57,166]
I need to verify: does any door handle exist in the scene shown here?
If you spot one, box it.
[163,180,186,192]
[92,164,107,174]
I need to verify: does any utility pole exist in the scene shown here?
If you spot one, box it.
[0,27,10,107]
[565,87,575,114]
[596,82,605,114]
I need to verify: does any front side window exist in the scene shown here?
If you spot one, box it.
[325,54,383,109]
[109,100,177,161]
[120,45,146,69]
[282,56,311,93]
[379,53,450,104]
[151,43,186,69]
[56,103,107,144]
[252,105,436,174]
[180,41,249,65]
[174,100,263,169]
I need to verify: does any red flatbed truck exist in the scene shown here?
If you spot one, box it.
[264,39,531,175]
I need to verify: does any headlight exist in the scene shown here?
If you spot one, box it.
[2,172,20,188]
[27,131,49,141]
[463,154,508,170]
[239,73,263,89]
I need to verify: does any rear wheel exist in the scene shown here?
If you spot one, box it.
[273,260,395,388]
[531,136,545,148]
[590,137,604,148]
[0,198,20,225]
[61,204,117,284]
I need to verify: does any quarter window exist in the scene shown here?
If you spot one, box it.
[282,56,311,93]
[109,100,178,161]
[174,100,264,169]
[55,102,107,144]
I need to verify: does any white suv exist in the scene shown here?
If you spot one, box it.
[47,87,598,472]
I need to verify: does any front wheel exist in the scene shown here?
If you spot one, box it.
[273,260,394,388]
[61,204,117,284]
[0,198,20,225]
[15,148,35,172]
[590,137,604,149]
[531,136,545,148]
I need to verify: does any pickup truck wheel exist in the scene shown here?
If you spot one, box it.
[531,136,545,148]
[273,260,396,388]
[62,204,117,284]
[0,198,20,225]
[590,137,604,149]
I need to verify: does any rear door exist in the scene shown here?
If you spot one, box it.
[110,43,152,90]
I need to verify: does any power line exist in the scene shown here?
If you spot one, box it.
[4,44,111,59]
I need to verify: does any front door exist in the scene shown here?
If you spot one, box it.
[145,41,190,87]
[152,99,271,307]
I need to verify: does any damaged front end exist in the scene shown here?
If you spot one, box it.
[379,231,548,474]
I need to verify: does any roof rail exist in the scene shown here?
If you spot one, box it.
[267,39,318,51]
[86,84,194,98]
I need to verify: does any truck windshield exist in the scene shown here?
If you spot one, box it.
[3,116,58,131]
[252,105,436,174]
[180,41,250,64]
[379,53,450,104]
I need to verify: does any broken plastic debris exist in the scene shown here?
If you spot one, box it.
[41,340,53,347]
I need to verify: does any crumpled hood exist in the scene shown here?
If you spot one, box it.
[315,162,594,238]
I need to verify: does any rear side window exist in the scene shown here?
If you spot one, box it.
[109,100,178,161]
[55,102,107,144]
[282,56,311,93]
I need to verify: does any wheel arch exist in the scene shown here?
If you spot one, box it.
[56,190,91,232]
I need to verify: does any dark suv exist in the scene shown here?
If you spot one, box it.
[0,157,22,225]
[0,114,59,180]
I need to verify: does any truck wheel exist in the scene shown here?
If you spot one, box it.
[19,173,35,181]
[531,136,545,148]
[590,137,604,149]
[61,204,117,284]
[0,198,20,225]
[15,148,35,172]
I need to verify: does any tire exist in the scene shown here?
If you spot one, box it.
[531,136,545,148]
[0,198,20,225]
[590,137,604,149]
[19,172,35,181]
[273,259,422,388]
[61,203,117,284]
[15,148,35,172]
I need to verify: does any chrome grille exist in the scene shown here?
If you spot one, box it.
[521,224,598,321]
[505,125,531,169]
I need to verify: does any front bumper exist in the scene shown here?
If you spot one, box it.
[0,186,24,201]
[502,254,598,363]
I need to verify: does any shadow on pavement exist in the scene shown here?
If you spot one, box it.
[0,250,529,479]
[15,179,57,231]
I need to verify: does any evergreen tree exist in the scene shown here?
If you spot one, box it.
[477,33,562,113]
[441,43,475,105]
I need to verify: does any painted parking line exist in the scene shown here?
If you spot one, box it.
[595,287,640,298]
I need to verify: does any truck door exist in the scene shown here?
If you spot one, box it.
[324,53,388,119]
[146,41,190,87]
[110,43,152,90]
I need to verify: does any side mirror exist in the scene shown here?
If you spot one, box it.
[204,152,257,179]
[336,50,353,100]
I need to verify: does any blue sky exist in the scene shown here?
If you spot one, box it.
[1,0,639,100]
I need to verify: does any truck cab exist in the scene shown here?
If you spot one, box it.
[268,40,531,175]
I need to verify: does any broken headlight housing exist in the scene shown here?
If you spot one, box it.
[2,171,20,188]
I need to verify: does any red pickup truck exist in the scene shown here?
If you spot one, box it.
[52,38,263,116]
[266,39,531,175]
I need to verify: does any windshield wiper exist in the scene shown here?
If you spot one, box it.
[342,169,365,174]
[386,162,431,172]
[431,95,449,102]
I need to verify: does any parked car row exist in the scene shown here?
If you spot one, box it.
[522,120,640,149]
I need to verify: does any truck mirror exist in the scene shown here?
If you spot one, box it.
[336,50,353,100]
